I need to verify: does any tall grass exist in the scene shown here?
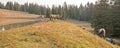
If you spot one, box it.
[0,21,119,48]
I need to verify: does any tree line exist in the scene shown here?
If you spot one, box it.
[0,1,93,21]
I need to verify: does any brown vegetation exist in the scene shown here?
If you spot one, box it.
[0,21,119,48]
[0,9,39,26]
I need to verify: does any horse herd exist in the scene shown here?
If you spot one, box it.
[50,14,62,20]
[40,14,62,21]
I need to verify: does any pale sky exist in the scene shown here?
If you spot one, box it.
[0,0,97,7]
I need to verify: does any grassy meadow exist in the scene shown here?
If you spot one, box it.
[0,9,39,26]
[0,21,119,48]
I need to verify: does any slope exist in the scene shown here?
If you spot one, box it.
[0,21,119,48]
[0,9,39,26]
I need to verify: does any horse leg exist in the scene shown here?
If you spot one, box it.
[103,31,106,38]
[50,17,52,21]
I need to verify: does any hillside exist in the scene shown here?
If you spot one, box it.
[0,9,39,26]
[66,19,93,32]
[0,21,119,48]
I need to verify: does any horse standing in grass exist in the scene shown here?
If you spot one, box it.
[94,27,106,38]
[98,27,106,38]
[50,14,61,20]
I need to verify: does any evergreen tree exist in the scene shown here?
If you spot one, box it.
[62,2,68,19]
[52,5,58,14]
[5,2,14,10]
[46,7,51,18]
[28,3,34,13]
[32,3,41,14]
[86,2,94,21]
[79,4,84,21]
[39,5,47,15]
[91,0,111,36]
[0,2,4,9]
[24,3,29,12]
[20,5,25,11]
[58,5,62,16]
[13,2,20,11]
[111,0,120,35]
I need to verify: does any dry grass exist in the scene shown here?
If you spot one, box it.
[0,9,39,26]
[0,20,119,48]
[0,9,39,18]
[66,19,94,32]
[0,19,38,26]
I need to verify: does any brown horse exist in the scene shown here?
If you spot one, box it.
[50,14,61,20]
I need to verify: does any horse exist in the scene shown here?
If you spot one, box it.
[50,14,61,20]
[94,28,106,38]
[97,30,106,38]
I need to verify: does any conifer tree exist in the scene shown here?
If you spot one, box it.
[5,2,14,10]
[0,2,4,9]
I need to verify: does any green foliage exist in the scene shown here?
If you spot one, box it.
[52,5,58,14]
[28,3,41,14]
[0,2,4,9]
[91,0,120,36]
[28,3,34,13]
[91,0,111,36]
[5,2,14,10]
[13,2,20,11]
[46,7,51,18]
[20,3,28,12]
[111,0,120,35]
[39,5,47,15]
[62,2,68,19]
[20,5,25,11]
[58,5,62,16]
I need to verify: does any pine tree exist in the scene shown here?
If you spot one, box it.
[13,2,20,11]
[79,4,83,21]
[91,0,111,36]
[28,3,34,13]
[39,5,46,15]
[52,5,58,14]
[86,2,94,21]
[32,3,41,14]
[58,5,62,16]
[62,2,68,19]
[24,3,29,12]
[5,2,14,10]
[0,2,4,9]
[46,7,51,18]
[111,0,120,35]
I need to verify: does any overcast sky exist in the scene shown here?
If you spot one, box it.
[0,0,97,7]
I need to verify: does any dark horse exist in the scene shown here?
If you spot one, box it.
[94,28,106,38]
[50,14,61,20]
